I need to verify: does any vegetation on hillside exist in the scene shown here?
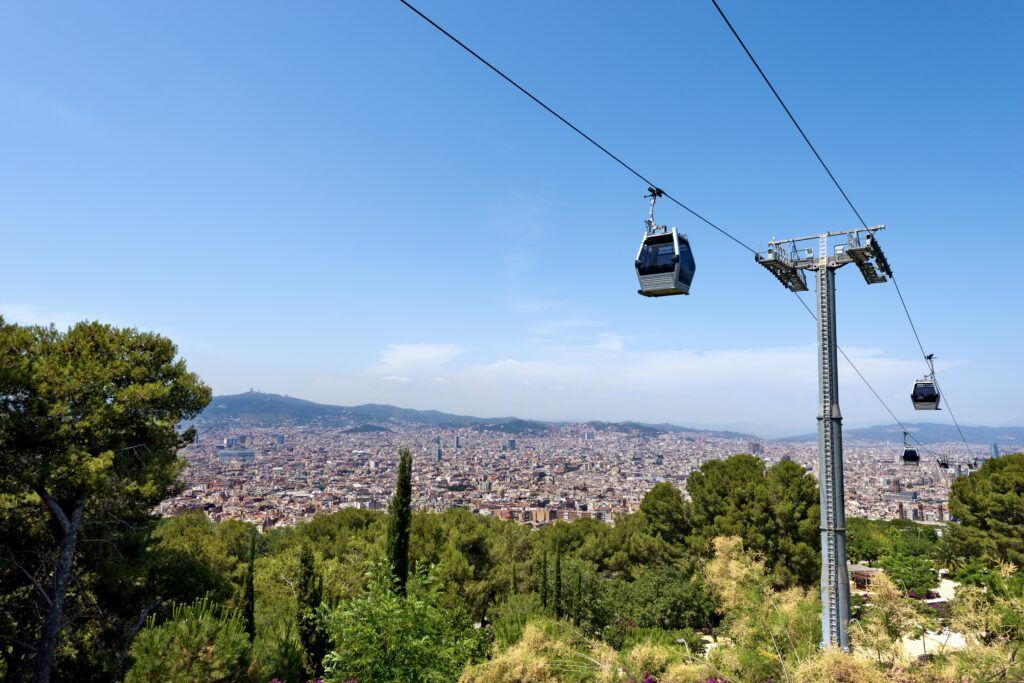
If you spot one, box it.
[1,317,1022,681]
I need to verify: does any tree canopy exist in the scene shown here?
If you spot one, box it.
[0,318,210,681]
[684,454,820,587]
[948,452,1024,566]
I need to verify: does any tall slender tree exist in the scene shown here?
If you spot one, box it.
[297,544,327,678]
[386,447,413,594]
[241,533,256,642]
[540,550,549,609]
[0,319,210,682]
[573,570,582,624]
[511,564,518,594]
[554,543,563,619]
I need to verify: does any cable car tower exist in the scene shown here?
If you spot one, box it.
[756,225,891,651]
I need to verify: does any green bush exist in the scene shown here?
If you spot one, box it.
[322,563,480,683]
[124,598,255,682]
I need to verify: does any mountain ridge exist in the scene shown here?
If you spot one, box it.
[197,391,753,438]
[779,422,1024,446]
[199,392,1022,446]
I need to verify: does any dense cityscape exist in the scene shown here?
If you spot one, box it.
[161,412,987,529]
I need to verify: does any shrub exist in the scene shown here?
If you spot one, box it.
[124,598,255,682]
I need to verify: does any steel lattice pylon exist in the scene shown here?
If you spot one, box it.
[756,226,890,650]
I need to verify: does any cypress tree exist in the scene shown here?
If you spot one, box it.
[242,533,256,642]
[511,564,518,594]
[573,570,582,624]
[554,543,563,619]
[387,447,413,595]
[297,544,327,678]
[540,551,548,609]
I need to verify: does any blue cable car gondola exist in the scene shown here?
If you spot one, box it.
[901,431,920,466]
[636,188,695,297]
[911,354,941,410]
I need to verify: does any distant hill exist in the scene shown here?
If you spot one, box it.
[780,422,1024,447]
[196,391,752,438]
[200,391,350,425]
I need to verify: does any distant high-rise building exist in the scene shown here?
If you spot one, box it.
[435,446,443,463]
[455,435,461,449]
[224,436,240,448]
[991,442,1000,459]
[275,434,285,445]
[506,438,517,451]
[218,448,255,464]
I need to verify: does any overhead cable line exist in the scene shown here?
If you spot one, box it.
[793,293,924,449]
[398,0,937,454]
[709,0,868,229]
[397,0,756,255]
[709,0,975,456]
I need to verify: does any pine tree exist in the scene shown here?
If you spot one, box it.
[554,543,563,619]
[387,448,413,595]
[242,534,256,642]
[540,551,549,609]
[297,544,327,678]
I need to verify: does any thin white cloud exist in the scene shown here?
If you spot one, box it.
[1,303,87,329]
[345,340,933,435]
[595,333,628,352]
[1,86,101,136]
[368,343,466,378]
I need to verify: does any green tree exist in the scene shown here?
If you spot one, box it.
[387,447,413,594]
[124,598,254,682]
[686,454,819,587]
[948,452,1024,566]
[489,592,543,648]
[638,482,690,545]
[0,319,210,682]
[554,543,563,619]
[614,565,714,632]
[242,534,256,642]
[877,553,938,596]
[573,570,582,625]
[296,544,328,678]
[540,550,548,609]
[322,564,478,683]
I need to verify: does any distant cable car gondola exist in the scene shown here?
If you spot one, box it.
[911,353,941,410]
[901,431,920,466]
[636,187,695,297]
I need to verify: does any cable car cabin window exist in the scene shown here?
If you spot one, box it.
[638,240,677,275]
[913,384,938,400]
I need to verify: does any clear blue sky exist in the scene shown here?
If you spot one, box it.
[2,1,1020,436]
